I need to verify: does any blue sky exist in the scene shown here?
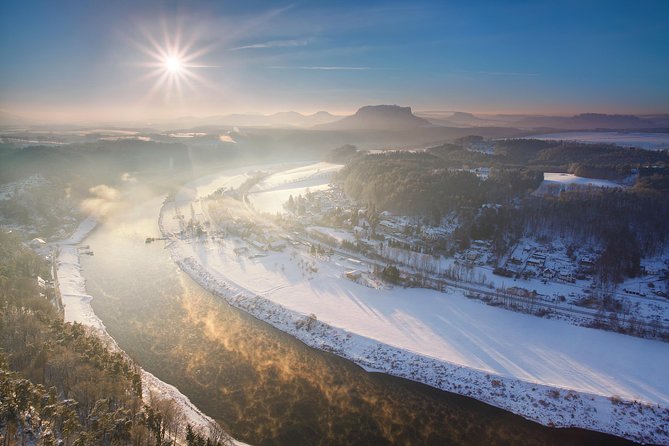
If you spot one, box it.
[1,0,668,121]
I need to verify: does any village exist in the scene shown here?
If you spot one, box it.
[162,162,669,342]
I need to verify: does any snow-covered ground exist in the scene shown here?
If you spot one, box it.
[55,216,104,329]
[542,172,623,188]
[252,162,342,191]
[247,162,343,214]
[54,217,246,445]
[308,226,357,245]
[534,173,626,196]
[176,168,252,202]
[161,163,669,444]
[526,131,669,151]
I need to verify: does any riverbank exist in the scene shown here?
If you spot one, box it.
[160,166,669,445]
[54,216,244,445]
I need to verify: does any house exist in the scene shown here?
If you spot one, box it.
[506,287,538,298]
[579,256,595,267]
[541,268,555,279]
[345,270,362,281]
[471,240,490,248]
[527,256,544,267]
[558,270,575,283]
[268,242,286,251]
[247,239,266,251]
[578,256,596,274]
[30,238,46,248]
[466,251,479,262]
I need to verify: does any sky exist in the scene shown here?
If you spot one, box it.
[0,0,668,123]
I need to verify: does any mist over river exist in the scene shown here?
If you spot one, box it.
[80,181,634,446]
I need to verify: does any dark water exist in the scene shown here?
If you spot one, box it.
[81,188,635,446]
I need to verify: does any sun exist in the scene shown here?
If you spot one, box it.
[165,56,183,74]
[131,27,216,102]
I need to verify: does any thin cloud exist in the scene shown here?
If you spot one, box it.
[268,65,374,70]
[231,39,310,50]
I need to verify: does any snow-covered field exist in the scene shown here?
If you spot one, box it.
[247,162,343,214]
[161,163,669,444]
[527,131,669,150]
[54,217,245,445]
[534,173,625,195]
[542,172,623,188]
[176,167,253,202]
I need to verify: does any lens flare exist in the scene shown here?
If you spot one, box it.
[130,23,217,103]
[165,56,183,73]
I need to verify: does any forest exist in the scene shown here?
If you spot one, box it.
[0,232,231,445]
[497,139,669,179]
[336,143,669,284]
[0,140,191,184]
[335,152,543,217]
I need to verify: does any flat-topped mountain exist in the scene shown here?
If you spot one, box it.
[317,105,432,130]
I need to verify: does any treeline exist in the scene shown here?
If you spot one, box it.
[493,139,554,164]
[0,232,230,445]
[425,137,669,182]
[636,166,669,192]
[0,139,200,240]
[495,139,669,180]
[336,153,483,216]
[0,177,78,235]
[425,143,492,167]
[323,144,361,164]
[0,140,191,184]
[336,152,543,217]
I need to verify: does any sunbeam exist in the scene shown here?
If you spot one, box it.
[130,23,216,104]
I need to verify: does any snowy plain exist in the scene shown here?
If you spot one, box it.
[161,163,669,444]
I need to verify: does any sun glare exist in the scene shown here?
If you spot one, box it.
[165,56,182,73]
[132,26,215,102]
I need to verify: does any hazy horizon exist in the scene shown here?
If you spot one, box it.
[4,105,669,129]
[1,0,668,124]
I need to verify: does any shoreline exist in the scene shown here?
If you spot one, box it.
[54,216,244,445]
[160,191,669,445]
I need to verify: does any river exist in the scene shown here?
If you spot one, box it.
[80,182,634,446]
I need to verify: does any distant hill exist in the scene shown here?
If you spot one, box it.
[150,111,340,129]
[415,111,667,130]
[243,110,340,127]
[415,111,503,127]
[317,105,432,130]
[512,113,658,130]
